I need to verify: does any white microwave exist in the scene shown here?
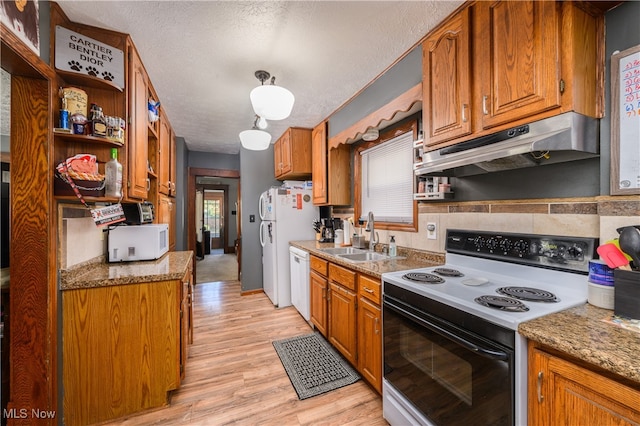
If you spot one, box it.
[107,224,169,262]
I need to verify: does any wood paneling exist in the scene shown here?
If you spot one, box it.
[8,74,55,422]
[100,281,385,425]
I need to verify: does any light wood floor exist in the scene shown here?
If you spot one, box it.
[102,280,387,425]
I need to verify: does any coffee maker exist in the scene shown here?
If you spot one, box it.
[320,218,334,242]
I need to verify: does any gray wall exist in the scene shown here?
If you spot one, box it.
[175,136,188,250]
[239,146,279,292]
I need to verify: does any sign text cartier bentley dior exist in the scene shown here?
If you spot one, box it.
[55,26,124,89]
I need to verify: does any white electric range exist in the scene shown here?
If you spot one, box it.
[381,229,598,426]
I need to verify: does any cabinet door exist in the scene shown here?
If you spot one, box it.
[312,122,328,204]
[328,282,357,365]
[423,8,472,147]
[529,346,640,426]
[475,0,560,130]
[157,194,176,251]
[310,270,328,337]
[357,297,381,393]
[127,46,150,199]
[169,126,177,196]
[158,112,171,196]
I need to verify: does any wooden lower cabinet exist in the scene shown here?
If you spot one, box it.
[310,255,329,336]
[62,279,188,425]
[528,342,640,425]
[328,281,357,365]
[358,297,381,393]
[309,256,383,393]
[357,273,382,393]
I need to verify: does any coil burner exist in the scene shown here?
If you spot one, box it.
[474,295,530,312]
[402,272,445,284]
[433,268,464,277]
[496,287,559,303]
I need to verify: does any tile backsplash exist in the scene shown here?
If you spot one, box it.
[334,196,640,253]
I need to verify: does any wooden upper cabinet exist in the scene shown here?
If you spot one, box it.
[422,7,472,147]
[311,121,351,206]
[475,0,561,130]
[423,0,603,150]
[274,127,311,180]
[127,43,150,200]
[158,110,176,197]
[312,122,328,204]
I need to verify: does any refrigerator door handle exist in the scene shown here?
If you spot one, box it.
[259,193,265,220]
[259,221,266,247]
[268,222,273,243]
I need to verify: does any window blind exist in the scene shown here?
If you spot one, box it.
[360,131,414,223]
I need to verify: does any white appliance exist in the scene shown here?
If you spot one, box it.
[289,246,311,321]
[259,186,318,308]
[381,229,598,426]
[107,224,169,262]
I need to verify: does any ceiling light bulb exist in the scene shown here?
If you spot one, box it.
[239,129,271,151]
[256,116,268,130]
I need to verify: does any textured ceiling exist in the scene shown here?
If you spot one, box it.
[56,1,463,154]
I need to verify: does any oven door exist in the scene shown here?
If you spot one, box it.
[383,293,514,426]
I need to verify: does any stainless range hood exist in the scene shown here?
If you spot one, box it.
[414,112,599,177]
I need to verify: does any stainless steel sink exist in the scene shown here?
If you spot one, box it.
[318,247,367,255]
[337,251,391,263]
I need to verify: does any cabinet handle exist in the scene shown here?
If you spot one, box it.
[374,317,379,335]
[462,104,468,122]
[363,287,374,294]
[537,371,544,403]
[146,178,151,191]
[482,95,489,115]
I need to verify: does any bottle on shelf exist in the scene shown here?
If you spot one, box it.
[89,103,107,138]
[389,235,397,257]
[105,148,123,198]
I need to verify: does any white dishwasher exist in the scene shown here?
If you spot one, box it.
[289,246,310,321]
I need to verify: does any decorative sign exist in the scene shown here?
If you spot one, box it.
[55,26,124,89]
[611,45,640,195]
[0,0,40,54]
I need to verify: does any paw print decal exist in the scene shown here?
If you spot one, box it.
[86,66,98,77]
[68,60,82,71]
[101,71,114,81]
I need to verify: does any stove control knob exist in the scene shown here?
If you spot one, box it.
[486,237,498,251]
[513,240,529,257]
[499,239,513,254]
[474,236,486,250]
[567,244,584,260]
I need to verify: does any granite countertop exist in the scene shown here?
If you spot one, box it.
[59,251,193,290]
[519,303,640,385]
[290,240,444,278]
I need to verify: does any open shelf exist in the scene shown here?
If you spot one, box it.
[56,69,123,92]
[53,131,124,147]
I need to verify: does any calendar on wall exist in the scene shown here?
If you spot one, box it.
[611,44,640,195]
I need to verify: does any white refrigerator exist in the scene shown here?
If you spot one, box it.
[259,186,318,308]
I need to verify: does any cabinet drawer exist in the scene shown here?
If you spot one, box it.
[359,274,381,305]
[310,255,328,276]
[329,263,356,291]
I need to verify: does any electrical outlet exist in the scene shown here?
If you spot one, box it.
[426,222,437,240]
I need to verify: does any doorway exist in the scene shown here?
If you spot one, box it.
[197,185,228,254]
[188,168,241,284]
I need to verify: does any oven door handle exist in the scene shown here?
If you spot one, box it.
[386,299,510,361]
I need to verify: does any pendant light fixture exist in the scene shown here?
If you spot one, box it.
[250,70,295,120]
[239,115,271,151]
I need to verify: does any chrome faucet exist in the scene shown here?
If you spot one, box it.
[365,211,379,251]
